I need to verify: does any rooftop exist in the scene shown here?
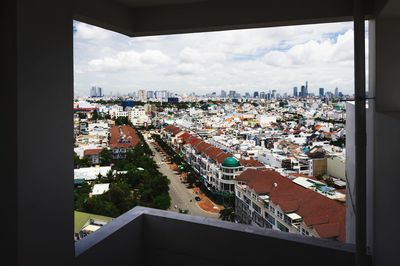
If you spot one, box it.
[236,168,346,241]
[222,156,241,167]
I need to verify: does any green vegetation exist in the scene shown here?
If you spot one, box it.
[99,148,113,166]
[87,98,124,105]
[219,207,235,222]
[114,116,130,126]
[74,152,90,168]
[330,138,345,148]
[325,177,335,187]
[74,131,171,218]
[90,110,99,121]
[78,112,87,119]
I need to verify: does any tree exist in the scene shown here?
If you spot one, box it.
[74,152,91,168]
[83,196,119,217]
[186,172,196,188]
[91,110,99,121]
[100,148,112,166]
[115,116,130,125]
[105,170,114,182]
[219,207,235,222]
[107,182,136,213]
[152,193,171,210]
[78,112,87,119]
[74,152,81,168]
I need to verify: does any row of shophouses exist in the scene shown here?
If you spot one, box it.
[162,124,346,242]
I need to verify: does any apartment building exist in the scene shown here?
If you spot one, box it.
[129,106,150,126]
[235,168,345,241]
[163,125,264,193]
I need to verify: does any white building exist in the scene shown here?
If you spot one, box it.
[91,183,110,196]
[74,166,113,181]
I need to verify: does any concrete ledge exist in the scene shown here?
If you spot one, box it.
[76,206,356,266]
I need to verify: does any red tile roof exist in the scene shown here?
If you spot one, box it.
[163,124,182,135]
[236,169,346,242]
[194,142,213,153]
[215,152,231,164]
[239,159,265,168]
[164,126,265,168]
[83,148,103,156]
[187,137,202,146]
[313,222,341,239]
[110,125,140,149]
[177,132,192,141]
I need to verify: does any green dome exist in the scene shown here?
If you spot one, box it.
[223,157,240,167]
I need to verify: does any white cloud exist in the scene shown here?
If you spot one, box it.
[174,63,205,76]
[263,29,354,67]
[140,50,171,65]
[85,50,171,72]
[74,20,358,96]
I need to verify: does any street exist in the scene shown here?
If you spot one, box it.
[144,134,219,219]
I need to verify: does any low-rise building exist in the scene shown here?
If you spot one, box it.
[83,148,103,165]
[110,125,140,159]
[235,168,346,242]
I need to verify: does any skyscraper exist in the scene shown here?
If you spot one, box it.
[335,87,339,98]
[228,90,236,98]
[221,90,227,98]
[300,85,307,98]
[293,87,298,97]
[319,88,325,97]
[90,86,102,97]
[305,81,308,97]
[271,90,277,99]
[147,90,154,99]
[253,91,259,98]
[138,90,146,101]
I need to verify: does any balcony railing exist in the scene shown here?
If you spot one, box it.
[76,207,356,266]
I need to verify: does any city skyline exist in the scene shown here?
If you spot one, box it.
[74,21,361,96]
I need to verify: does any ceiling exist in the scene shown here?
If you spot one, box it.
[116,0,214,8]
[73,0,389,37]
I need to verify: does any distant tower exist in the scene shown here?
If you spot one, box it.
[90,86,97,97]
[305,81,308,97]
[90,86,102,97]
[147,90,154,99]
[300,85,306,98]
[293,87,298,97]
[221,90,227,98]
[319,88,325,97]
[97,87,102,97]
[335,87,339,97]
[271,90,277,99]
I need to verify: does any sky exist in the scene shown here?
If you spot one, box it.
[73,21,363,97]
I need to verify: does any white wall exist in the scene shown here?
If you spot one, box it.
[327,157,346,180]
